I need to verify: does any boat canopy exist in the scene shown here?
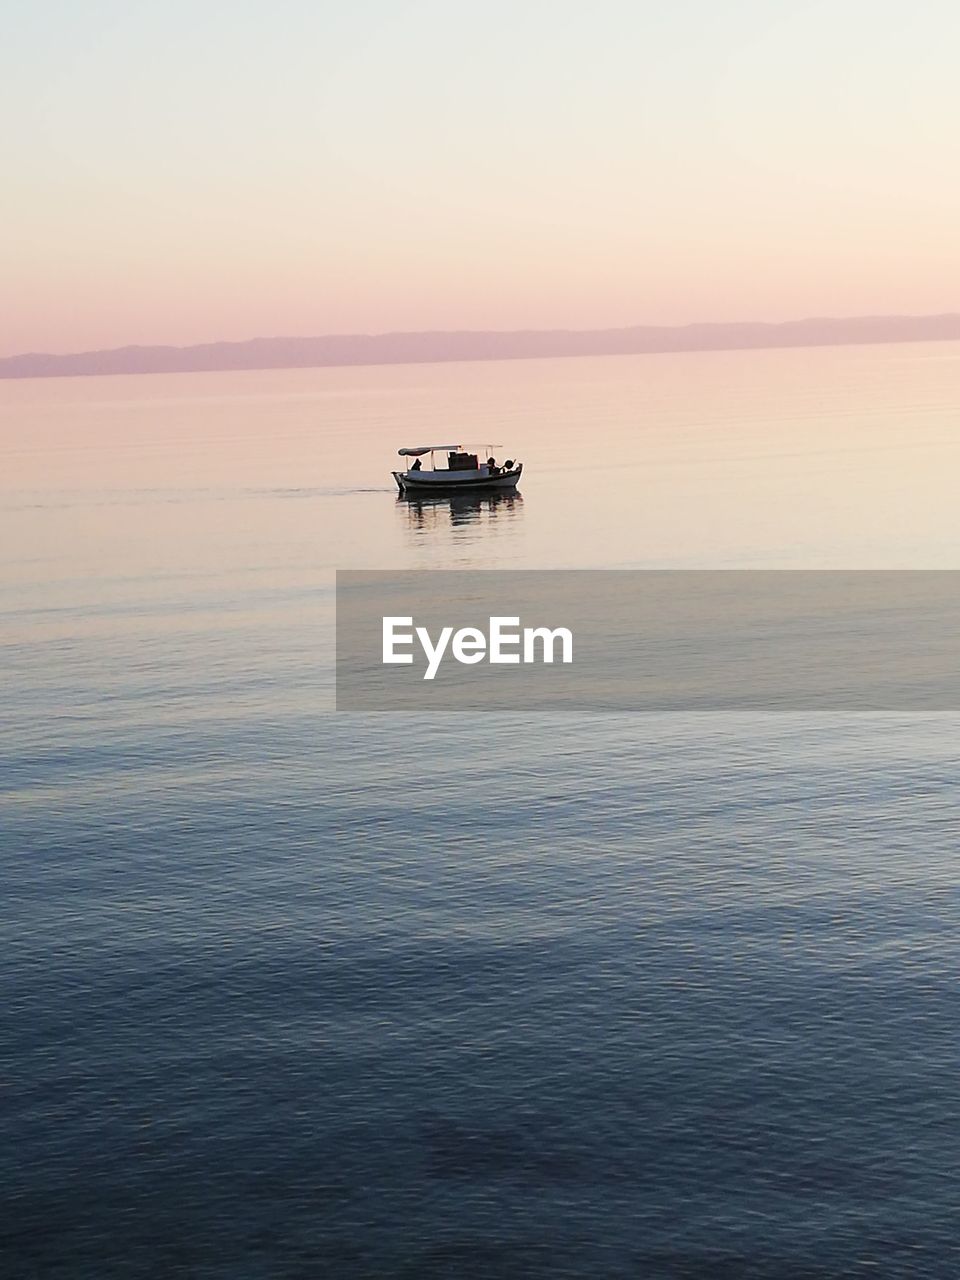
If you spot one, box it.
[398,445,461,456]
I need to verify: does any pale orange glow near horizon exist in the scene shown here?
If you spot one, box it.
[3,0,959,357]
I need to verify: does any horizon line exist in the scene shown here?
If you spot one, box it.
[3,311,960,381]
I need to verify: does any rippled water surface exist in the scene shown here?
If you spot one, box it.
[3,345,960,1277]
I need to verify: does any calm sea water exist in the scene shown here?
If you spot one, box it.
[3,344,959,1277]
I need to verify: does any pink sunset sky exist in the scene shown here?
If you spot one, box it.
[4,0,959,357]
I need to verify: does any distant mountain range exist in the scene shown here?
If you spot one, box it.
[3,313,960,379]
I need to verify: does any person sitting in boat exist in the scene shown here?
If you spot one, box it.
[410,457,422,471]
[486,456,499,475]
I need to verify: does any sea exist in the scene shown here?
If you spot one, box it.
[2,342,959,1278]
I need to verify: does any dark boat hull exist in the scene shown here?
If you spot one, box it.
[392,464,522,494]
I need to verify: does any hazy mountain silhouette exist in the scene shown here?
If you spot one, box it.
[3,314,960,379]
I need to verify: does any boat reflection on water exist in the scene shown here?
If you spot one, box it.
[397,488,524,532]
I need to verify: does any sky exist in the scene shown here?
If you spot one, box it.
[3,0,959,356]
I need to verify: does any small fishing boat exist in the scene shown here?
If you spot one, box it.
[392,444,522,494]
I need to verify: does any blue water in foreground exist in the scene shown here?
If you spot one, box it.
[3,351,960,1276]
